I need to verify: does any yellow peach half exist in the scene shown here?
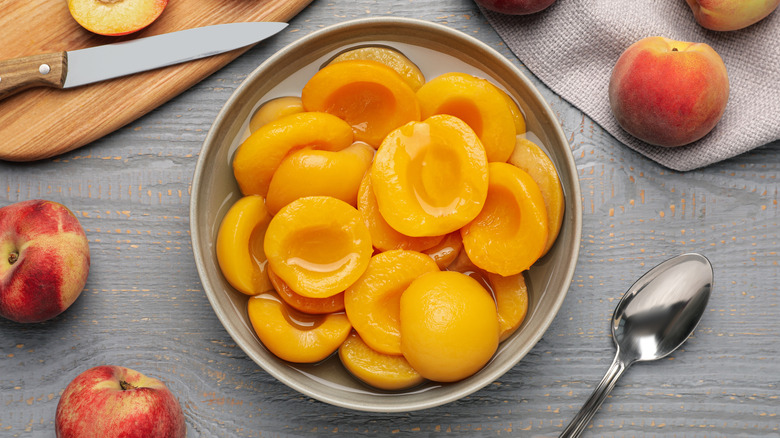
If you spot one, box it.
[487,271,529,342]
[264,196,372,298]
[301,60,421,147]
[356,173,444,252]
[247,292,351,363]
[491,84,527,135]
[215,195,273,296]
[423,232,463,270]
[508,136,565,256]
[339,330,425,391]
[344,250,439,356]
[370,115,489,237]
[233,112,354,197]
[266,142,375,215]
[267,266,345,315]
[461,162,548,276]
[329,46,426,91]
[446,250,528,342]
[416,72,516,162]
[400,271,499,382]
[249,96,304,133]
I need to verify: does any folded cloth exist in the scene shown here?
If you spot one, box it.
[480,0,780,171]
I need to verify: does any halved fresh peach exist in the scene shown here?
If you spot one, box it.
[370,114,489,237]
[249,96,304,133]
[328,46,426,91]
[301,60,421,147]
[339,330,425,390]
[266,142,374,215]
[423,232,463,270]
[461,162,548,276]
[357,173,444,252]
[344,250,439,356]
[400,271,499,382]
[508,136,565,256]
[215,195,273,296]
[68,0,167,36]
[267,266,345,315]
[416,72,516,162]
[247,292,351,363]
[264,196,372,298]
[233,112,354,197]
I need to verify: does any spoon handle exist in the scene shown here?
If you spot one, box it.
[559,353,629,438]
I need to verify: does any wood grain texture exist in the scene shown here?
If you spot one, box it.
[0,0,312,162]
[0,52,67,100]
[1,1,779,437]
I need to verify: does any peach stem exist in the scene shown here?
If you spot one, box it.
[119,380,137,390]
[7,251,18,265]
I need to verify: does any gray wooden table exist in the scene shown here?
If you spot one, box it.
[2,1,778,437]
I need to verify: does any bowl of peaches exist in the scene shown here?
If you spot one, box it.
[190,17,582,412]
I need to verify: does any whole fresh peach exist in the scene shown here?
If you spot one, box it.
[68,0,168,36]
[0,200,90,323]
[55,365,186,438]
[608,36,729,148]
[685,0,780,31]
[473,0,557,15]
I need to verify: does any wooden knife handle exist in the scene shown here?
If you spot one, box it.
[0,52,67,100]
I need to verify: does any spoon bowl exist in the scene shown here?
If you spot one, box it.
[560,253,713,437]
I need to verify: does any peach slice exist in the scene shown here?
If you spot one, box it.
[215,195,273,296]
[423,232,463,270]
[267,267,345,315]
[356,173,444,252]
[461,162,548,276]
[339,331,425,390]
[344,250,439,356]
[233,112,354,197]
[399,271,499,382]
[249,96,304,133]
[488,271,529,342]
[370,114,489,237]
[328,46,426,91]
[264,196,372,298]
[447,250,529,342]
[247,292,351,363]
[301,60,421,147]
[67,0,168,36]
[416,72,516,162]
[491,84,527,135]
[266,142,375,215]
[508,136,565,256]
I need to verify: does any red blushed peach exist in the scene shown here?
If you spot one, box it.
[55,365,185,438]
[0,200,90,323]
[685,0,780,31]
[68,0,168,36]
[473,0,557,15]
[608,36,729,147]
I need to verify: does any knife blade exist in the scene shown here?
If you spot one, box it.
[0,21,287,101]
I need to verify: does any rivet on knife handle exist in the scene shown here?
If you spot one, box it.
[0,52,67,100]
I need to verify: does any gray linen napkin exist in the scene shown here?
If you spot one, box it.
[480,0,780,171]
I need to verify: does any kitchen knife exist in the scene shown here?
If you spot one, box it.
[0,21,287,101]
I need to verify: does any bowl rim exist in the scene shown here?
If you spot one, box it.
[191,16,582,412]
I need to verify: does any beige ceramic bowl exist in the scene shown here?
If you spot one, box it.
[191,17,582,412]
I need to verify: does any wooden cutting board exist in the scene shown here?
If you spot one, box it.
[0,0,313,162]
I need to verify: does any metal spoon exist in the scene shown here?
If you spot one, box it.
[560,253,713,437]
